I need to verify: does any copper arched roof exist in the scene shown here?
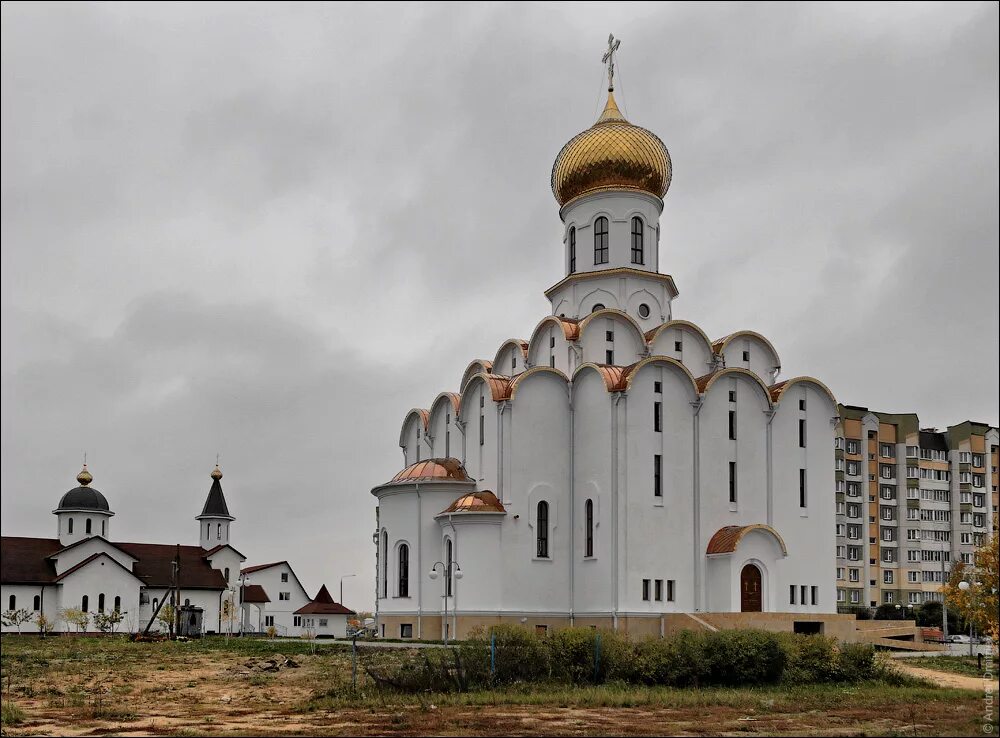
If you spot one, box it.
[439,490,506,515]
[430,392,461,415]
[768,376,837,406]
[706,524,787,556]
[389,458,472,484]
[529,315,581,346]
[694,367,774,407]
[573,363,631,392]
[644,319,714,352]
[711,330,782,369]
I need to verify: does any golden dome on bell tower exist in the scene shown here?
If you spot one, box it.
[551,37,672,208]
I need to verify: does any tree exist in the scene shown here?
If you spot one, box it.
[915,600,961,633]
[943,519,999,646]
[1,609,34,635]
[156,604,176,635]
[35,612,55,638]
[92,609,127,634]
[221,596,239,639]
[61,608,89,633]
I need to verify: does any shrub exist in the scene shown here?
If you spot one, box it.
[836,642,879,681]
[546,627,601,684]
[2,700,26,726]
[778,634,839,683]
[460,624,549,686]
[702,630,786,686]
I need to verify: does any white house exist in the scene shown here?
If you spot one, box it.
[1,465,353,635]
[372,61,839,640]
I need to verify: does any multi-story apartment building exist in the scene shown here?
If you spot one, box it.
[834,405,998,610]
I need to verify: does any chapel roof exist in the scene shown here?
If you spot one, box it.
[294,584,355,615]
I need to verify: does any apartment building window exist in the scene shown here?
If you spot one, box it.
[281,572,289,583]
[881,527,895,542]
[846,482,860,497]
[653,402,662,432]
[880,464,895,479]
[850,591,860,604]
[972,453,984,467]
[653,455,662,498]
[846,461,860,476]
[849,568,860,582]
[847,547,861,561]
[835,437,844,450]
[880,485,896,500]
[836,567,845,579]
[881,506,894,521]
[906,508,919,521]
[836,545,846,558]
[879,443,894,458]
[799,418,807,448]
[906,445,918,458]
[959,451,971,463]
[846,439,861,455]
[882,548,895,563]
[642,579,651,601]
[729,462,737,504]
[799,469,808,508]
[728,410,737,440]
[836,523,846,536]
[847,524,861,540]
[883,570,894,585]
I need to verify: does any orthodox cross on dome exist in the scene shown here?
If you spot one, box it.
[602,33,621,92]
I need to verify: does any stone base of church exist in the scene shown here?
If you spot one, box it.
[376,611,874,642]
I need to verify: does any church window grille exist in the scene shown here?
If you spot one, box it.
[569,227,576,273]
[536,501,549,558]
[654,455,662,497]
[585,499,594,557]
[653,402,662,432]
[398,544,410,597]
[98,594,105,612]
[631,216,644,264]
[33,595,41,611]
[594,217,609,264]
[86,518,92,535]
[729,462,738,504]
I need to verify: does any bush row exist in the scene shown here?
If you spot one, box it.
[448,625,888,689]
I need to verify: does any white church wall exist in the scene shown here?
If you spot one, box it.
[648,324,715,377]
[50,536,136,576]
[720,335,781,383]
[57,557,141,630]
[572,369,615,614]
[504,370,571,613]
[622,361,697,612]
[0,584,56,633]
[560,191,663,275]
[579,313,645,366]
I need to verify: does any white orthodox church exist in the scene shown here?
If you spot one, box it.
[372,43,840,640]
[1,465,354,636]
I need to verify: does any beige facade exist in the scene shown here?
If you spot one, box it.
[835,405,997,610]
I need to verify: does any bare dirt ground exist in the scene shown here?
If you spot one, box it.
[1,639,993,737]
[892,660,996,691]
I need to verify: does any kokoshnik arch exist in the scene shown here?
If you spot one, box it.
[371,39,840,640]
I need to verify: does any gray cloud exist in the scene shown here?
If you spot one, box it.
[3,2,997,608]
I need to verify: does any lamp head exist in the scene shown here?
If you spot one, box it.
[429,570,438,580]
[959,580,971,591]
[454,570,464,580]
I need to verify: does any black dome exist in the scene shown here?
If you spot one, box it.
[56,486,110,512]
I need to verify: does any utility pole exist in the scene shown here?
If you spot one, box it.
[174,544,182,637]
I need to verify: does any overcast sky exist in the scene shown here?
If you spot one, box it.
[2,2,997,610]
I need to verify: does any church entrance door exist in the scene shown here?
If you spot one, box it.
[740,564,762,612]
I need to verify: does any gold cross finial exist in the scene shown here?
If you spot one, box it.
[602,34,621,92]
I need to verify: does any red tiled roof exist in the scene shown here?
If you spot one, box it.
[1,537,61,584]
[1,537,227,589]
[294,584,355,615]
[241,584,270,603]
[202,543,248,560]
[241,561,288,575]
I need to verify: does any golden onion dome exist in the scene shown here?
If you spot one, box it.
[551,90,672,207]
[211,465,223,481]
[76,464,93,486]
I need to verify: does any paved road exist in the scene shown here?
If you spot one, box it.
[891,643,994,659]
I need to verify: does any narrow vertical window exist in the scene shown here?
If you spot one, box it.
[445,430,450,457]
[654,455,662,497]
[654,579,663,601]
[224,567,230,582]
[801,585,808,605]
[8,595,15,610]
[569,227,576,273]
[115,596,121,612]
[799,418,807,448]
[381,531,388,599]
[728,410,737,440]
[98,593,105,612]
[799,468,808,508]
[68,518,74,535]
[729,461,737,504]
[605,349,614,364]
[537,501,549,558]
[398,544,409,597]
[594,216,609,264]
[631,216,644,264]
[790,585,796,605]
[667,580,675,602]
[585,499,594,557]
[33,595,41,611]
[445,539,453,596]
[86,518,92,535]
[81,595,89,612]
[653,402,662,432]
[811,586,818,606]
[217,523,222,540]
[642,579,651,601]
[101,520,106,536]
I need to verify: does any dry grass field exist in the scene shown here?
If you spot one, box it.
[1,635,994,736]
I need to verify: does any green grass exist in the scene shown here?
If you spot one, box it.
[905,655,999,679]
[1,699,26,726]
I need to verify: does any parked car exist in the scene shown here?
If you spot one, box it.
[946,634,971,643]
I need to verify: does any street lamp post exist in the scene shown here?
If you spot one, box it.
[429,560,463,646]
[340,574,356,607]
[958,579,977,657]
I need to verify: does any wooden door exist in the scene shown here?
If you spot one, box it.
[740,564,762,612]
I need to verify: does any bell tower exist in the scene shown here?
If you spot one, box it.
[197,465,235,549]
